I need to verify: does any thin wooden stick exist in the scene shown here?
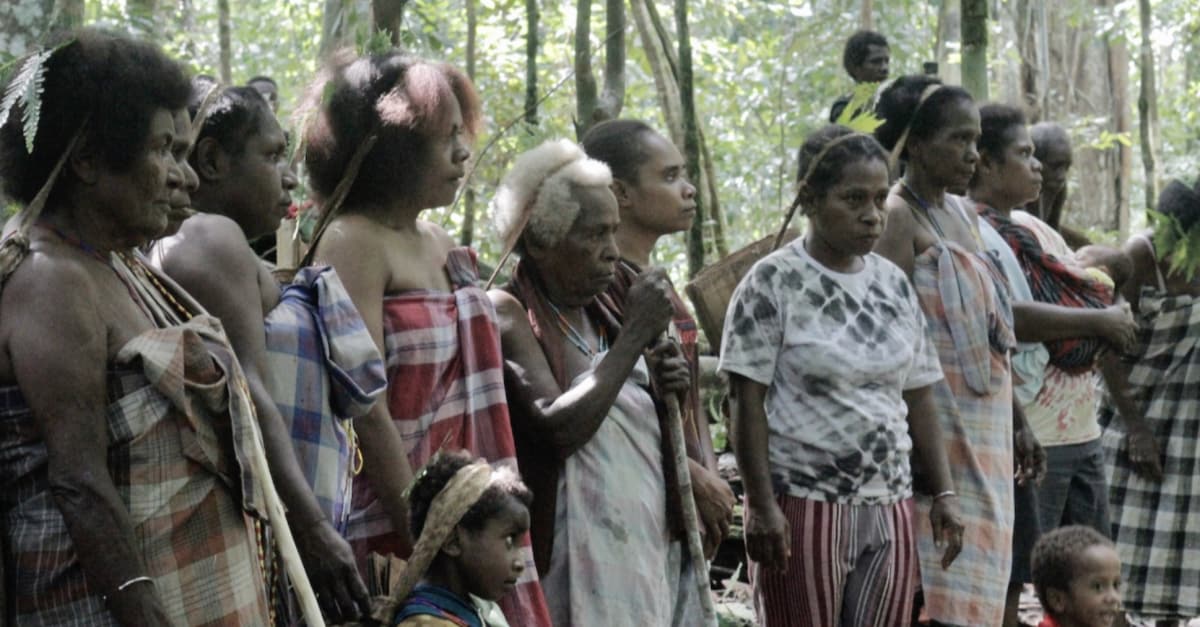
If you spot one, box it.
[231,378,325,627]
[662,393,716,625]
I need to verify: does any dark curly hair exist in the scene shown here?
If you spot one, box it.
[302,50,481,208]
[1156,178,1200,232]
[0,28,190,205]
[189,85,274,159]
[842,30,889,77]
[968,103,1027,189]
[581,119,656,184]
[408,450,532,539]
[874,74,973,161]
[1031,525,1116,613]
[796,125,889,200]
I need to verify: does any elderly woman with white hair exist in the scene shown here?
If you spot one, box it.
[489,139,706,626]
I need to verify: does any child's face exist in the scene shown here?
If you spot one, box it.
[458,497,529,601]
[1052,544,1123,627]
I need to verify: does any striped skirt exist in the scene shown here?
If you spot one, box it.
[749,495,917,627]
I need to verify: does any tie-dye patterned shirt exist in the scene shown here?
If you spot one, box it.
[719,242,943,505]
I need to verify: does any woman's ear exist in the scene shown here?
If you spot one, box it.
[797,182,818,216]
[68,135,100,185]
[610,179,633,209]
[192,136,228,181]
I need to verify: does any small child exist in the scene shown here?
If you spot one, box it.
[1031,525,1123,627]
[1074,244,1133,295]
[391,451,532,627]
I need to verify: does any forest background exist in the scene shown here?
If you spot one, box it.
[1,0,1197,337]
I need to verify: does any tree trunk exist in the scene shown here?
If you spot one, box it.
[960,0,988,99]
[1027,1,1126,235]
[935,0,961,85]
[699,126,728,259]
[1106,1,1131,237]
[524,0,538,126]
[321,0,344,56]
[574,0,625,138]
[859,0,874,30]
[217,0,232,84]
[1137,0,1158,212]
[1013,0,1044,120]
[631,0,682,145]
[372,0,407,46]
[460,0,477,247]
[178,0,198,61]
[676,0,704,278]
[574,0,597,137]
[596,0,625,123]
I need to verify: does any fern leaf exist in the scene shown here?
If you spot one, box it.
[19,52,49,154]
[0,49,53,144]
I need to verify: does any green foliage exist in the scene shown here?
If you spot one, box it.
[1148,208,1200,279]
[834,82,884,134]
[20,0,1194,285]
[1085,129,1133,152]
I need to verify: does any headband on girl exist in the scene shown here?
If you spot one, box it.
[772,131,871,250]
[373,460,494,622]
[887,83,943,170]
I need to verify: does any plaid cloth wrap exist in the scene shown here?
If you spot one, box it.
[976,203,1113,373]
[0,315,271,626]
[264,265,386,534]
[1099,286,1200,619]
[344,247,552,627]
[911,241,1016,627]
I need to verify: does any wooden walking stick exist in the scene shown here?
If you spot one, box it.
[230,377,326,627]
[661,389,717,625]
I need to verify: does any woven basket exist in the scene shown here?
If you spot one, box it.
[685,229,799,348]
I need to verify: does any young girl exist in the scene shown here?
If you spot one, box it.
[392,451,532,627]
[720,125,962,626]
[1031,525,1122,627]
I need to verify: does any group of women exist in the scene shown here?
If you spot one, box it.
[0,22,1196,627]
[0,26,727,627]
[723,72,1200,627]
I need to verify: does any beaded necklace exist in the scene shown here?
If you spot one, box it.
[546,299,607,358]
[115,251,192,322]
[37,222,156,323]
[900,180,947,238]
[901,180,983,247]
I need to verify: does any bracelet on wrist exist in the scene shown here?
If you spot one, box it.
[932,490,956,502]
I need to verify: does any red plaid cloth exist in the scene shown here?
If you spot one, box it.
[343,247,551,627]
[976,203,1114,373]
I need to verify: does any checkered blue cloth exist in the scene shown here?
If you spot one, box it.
[264,265,386,533]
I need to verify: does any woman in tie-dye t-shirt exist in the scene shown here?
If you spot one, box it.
[721,125,963,627]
